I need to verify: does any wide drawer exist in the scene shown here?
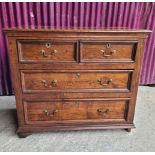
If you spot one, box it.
[80,41,137,62]
[21,70,132,93]
[24,99,129,123]
[17,40,78,63]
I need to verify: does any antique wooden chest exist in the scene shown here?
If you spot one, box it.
[4,28,151,137]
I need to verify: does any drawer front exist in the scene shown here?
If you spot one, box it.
[21,70,132,93]
[24,100,128,123]
[17,40,77,63]
[80,41,137,62]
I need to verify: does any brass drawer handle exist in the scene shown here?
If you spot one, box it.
[43,109,59,116]
[75,73,80,79]
[41,80,57,87]
[97,109,110,115]
[41,49,57,57]
[100,43,116,57]
[97,78,112,86]
[51,80,57,87]
[41,49,49,57]
[41,80,48,87]
[52,49,57,54]
[100,49,116,57]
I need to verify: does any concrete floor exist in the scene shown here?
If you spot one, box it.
[0,86,155,152]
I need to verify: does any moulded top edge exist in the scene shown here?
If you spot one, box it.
[3,27,152,34]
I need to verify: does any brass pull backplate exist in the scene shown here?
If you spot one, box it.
[41,80,57,87]
[97,77,112,86]
[41,49,48,57]
[51,80,57,87]
[75,73,80,79]
[43,109,59,116]
[97,109,110,115]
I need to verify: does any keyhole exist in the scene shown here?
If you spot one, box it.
[106,43,111,48]
[45,43,51,48]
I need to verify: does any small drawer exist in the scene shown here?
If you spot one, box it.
[80,41,137,62]
[21,70,132,93]
[24,99,129,123]
[17,40,77,63]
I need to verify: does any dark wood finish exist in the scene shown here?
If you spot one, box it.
[23,92,132,99]
[80,41,137,62]
[21,70,132,93]
[4,28,151,137]
[17,40,78,63]
[18,63,135,70]
[24,100,128,123]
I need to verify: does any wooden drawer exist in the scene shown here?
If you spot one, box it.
[80,41,137,62]
[17,40,78,63]
[21,70,132,93]
[24,99,129,123]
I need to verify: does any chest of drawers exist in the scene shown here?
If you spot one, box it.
[4,28,150,137]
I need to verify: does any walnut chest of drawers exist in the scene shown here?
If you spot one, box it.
[4,28,151,137]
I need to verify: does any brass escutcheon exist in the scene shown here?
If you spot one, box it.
[106,43,111,48]
[45,43,51,48]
